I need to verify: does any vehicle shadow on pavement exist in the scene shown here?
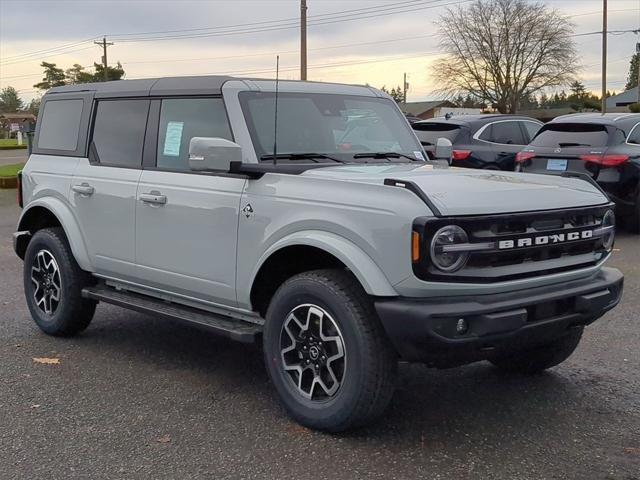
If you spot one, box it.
[74,305,614,441]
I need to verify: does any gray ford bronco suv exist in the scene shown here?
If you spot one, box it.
[14,76,623,431]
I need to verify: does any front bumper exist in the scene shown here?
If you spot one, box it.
[375,267,623,367]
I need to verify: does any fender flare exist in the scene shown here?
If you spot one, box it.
[18,198,93,272]
[249,230,398,298]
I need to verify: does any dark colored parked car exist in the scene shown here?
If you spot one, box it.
[516,113,640,232]
[412,114,542,170]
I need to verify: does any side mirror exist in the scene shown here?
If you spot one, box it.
[188,137,242,172]
[434,137,453,163]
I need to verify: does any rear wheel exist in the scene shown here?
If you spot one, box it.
[23,228,96,336]
[263,269,397,431]
[490,329,583,374]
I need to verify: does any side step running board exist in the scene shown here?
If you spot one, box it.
[82,285,262,344]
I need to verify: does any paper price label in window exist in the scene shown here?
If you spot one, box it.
[163,121,184,157]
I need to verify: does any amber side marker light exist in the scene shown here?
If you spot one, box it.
[412,231,421,262]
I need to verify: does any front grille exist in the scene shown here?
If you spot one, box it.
[413,203,613,283]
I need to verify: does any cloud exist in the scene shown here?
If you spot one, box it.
[1,0,638,102]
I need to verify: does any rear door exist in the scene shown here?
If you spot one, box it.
[476,120,527,169]
[134,97,246,306]
[71,98,149,279]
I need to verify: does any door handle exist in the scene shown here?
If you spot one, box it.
[72,183,94,196]
[140,192,167,205]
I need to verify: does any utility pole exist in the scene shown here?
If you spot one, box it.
[300,0,307,81]
[636,41,640,103]
[94,37,114,82]
[601,0,607,113]
[403,73,408,103]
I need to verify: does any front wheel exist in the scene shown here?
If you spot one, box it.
[490,329,583,374]
[23,227,97,336]
[263,270,397,431]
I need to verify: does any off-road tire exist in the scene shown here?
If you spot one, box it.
[263,269,397,432]
[490,328,584,374]
[23,227,96,336]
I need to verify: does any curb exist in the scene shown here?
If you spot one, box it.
[0,145,28,151]
[0,176,17,189]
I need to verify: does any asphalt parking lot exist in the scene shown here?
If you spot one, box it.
[0,148,27,166]
[0,186,638,480]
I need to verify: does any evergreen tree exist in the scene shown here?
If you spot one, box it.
[0,86,24,112]
[381,85,405,103]
[34,62,66,90]
[65,64,94,84]
[625,53,639,91]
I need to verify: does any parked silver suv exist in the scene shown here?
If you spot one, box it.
[14,76,623,431]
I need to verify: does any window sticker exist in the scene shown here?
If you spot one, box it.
[413,151,425,161]
[163,121,184,157]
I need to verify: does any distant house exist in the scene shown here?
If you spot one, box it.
[605,87,639,109]
[0,112,37,136]
[398,101,482,120]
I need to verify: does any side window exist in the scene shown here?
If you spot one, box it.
[488,121,526,145]
[91,99,149,167]
[521,121,541,143]
[628,124,640,144]
[37,99,83,151]
[156,98,232,171]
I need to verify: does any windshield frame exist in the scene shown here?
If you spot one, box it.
[238,90,425,163]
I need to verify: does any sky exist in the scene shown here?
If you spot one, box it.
[0,0,639,104]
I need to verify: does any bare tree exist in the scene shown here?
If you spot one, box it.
[433,0,579,113]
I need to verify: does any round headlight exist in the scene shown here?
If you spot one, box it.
[430,225,469,272]
[601,209,615,252]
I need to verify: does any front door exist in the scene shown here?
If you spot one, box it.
[71,98,149,280]
[134,97,246,306]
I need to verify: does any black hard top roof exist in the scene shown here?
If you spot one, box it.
[47,75,236,98]
[413,114,541,128]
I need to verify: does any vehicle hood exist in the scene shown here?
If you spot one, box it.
[302,163,609,216]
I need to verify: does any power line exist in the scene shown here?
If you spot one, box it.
[3,0,636,67]
[113,0,470,43]
[106,0,429,38]
[0,37,97,62]
[123,51,447,79]
[121,33,442,65]
[1,45,97,66]
[0,0,462,64]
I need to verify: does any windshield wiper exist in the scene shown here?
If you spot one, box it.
[352,152,423,162]
[557,142,591,147]
[260,152,344,163]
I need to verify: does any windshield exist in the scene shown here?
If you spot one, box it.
[412,122,462,145]
[530,123,610,147]
[239,91,424,162]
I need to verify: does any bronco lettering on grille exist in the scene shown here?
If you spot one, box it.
[498,230,594,250]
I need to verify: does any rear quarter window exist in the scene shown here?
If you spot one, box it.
[531,123,609,147]
[37,99,84,151]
